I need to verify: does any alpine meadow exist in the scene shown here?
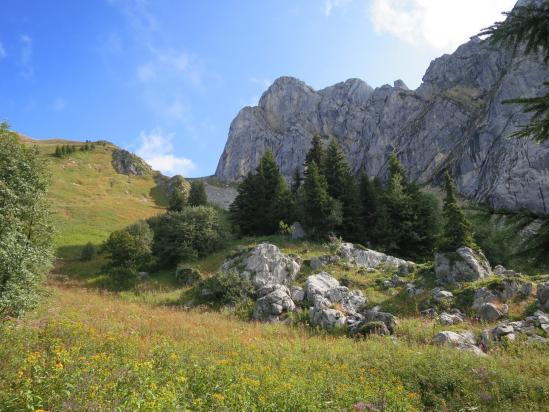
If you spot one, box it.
[1,1,549,411]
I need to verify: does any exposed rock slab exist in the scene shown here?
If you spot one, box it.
[434,246,491,284]
[338,243,415,274]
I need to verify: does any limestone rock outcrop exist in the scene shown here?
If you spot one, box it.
[215,34,549,214]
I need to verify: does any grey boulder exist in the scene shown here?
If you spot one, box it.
[434,246,491,284]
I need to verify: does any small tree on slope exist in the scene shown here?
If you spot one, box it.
[440,171,475,251]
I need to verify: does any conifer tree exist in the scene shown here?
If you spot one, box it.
[305,134,325,169]
[291,167,302,195]
[303,161,340,238]
[324,139,360,240]
[230,150,291,235]
[440,171,474,251]
[358,171,380,244]
[188,180,208,207]
[54,145,62,157]
[168,176,190,212]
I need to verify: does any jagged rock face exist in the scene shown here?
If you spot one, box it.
[112,149,152,176]
[215,37,549,214]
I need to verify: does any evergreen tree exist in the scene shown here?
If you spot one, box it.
[230,150,291,235]
[304,134,325,169]
[324,139,360,240]
[381,153,441,260]
[480,2,549,142]
[61,145,68,155]
[358,171,380,244]
[188,180,208,207]
[54,145,62,157]
[81,241,97,261]
[303,161,340,238]
[291,167,302,195]
[440,171,474,251]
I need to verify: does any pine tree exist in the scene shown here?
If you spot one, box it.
[54,145,62,157]
[358,171,380,244]
[324,139,360,240]
[188,180,208,207]
[61,145,68,155]
[303,161,340,238]
[440,171,474,251]
[291,167,302,195]
[305,134,325,169]
[230,150,291,235]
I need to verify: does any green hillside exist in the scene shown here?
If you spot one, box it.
[22,137,167,256]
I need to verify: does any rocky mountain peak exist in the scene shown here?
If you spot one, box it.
[215,35,549,214]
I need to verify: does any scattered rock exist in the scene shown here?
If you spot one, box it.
[421,308,438,318]
[479,302,508,322]
[538,282,549,310]
[253,285,295,322]
[362,309,397,334]
[433,331,484,356]
[493,264,520,277]
[432,288,453,302]
[405,283,424,296]
[221,243,300,290]
[310,257,323,271]
[290,286,305,303]
[338,243,415,274]
[349,320,390,337]
[438,311,464,325]
[434,246,491,284]
[290,222,305,239]
[472,287,500,311]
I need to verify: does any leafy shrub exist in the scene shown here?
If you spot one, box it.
[103,220,153,272]
[175,264,202,286]
[80,242,97,261]
[108,266,139,288]
[200,270,254,305]
[0,123,54,317]
[148,206,231,266]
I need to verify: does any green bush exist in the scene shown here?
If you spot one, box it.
[80,242,97,261]
[0,122,54,318]
[200,270,254,305]
[175,264,202,286]
[103,220,153,272]
[148,206,231,266]
[108,266,139,288]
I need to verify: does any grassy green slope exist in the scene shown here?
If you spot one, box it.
[22,137,167,256]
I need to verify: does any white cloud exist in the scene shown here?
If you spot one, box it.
[324,0,353,16]
[20,34,34,79]
[0,41,6,59]
[369,0,516,52]
[136,128,196,176]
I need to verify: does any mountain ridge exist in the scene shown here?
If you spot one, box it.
[215,36,549,215]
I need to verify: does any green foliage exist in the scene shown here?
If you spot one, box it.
[303,161,341,238]
[80,241,97,261]
[230,150,291,235]
[304,133,325,169]
[359,172,381,245]
[188,180,208,207]
[377,154,441,260]
[200,270,254,305]
[175,264,202,286]
[324,139,361,241]
[290,167,302,194]
[108,266,139,288]
[481,2,549,63]
[148,206,231,266]
[168,176,191,212]
[515,218,549,272]
[0,123,54,317]
[504,82,549,143]
[103,220,153,271]
[440,172,474,251]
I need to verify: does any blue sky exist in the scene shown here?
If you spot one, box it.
[0,0,515,177]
